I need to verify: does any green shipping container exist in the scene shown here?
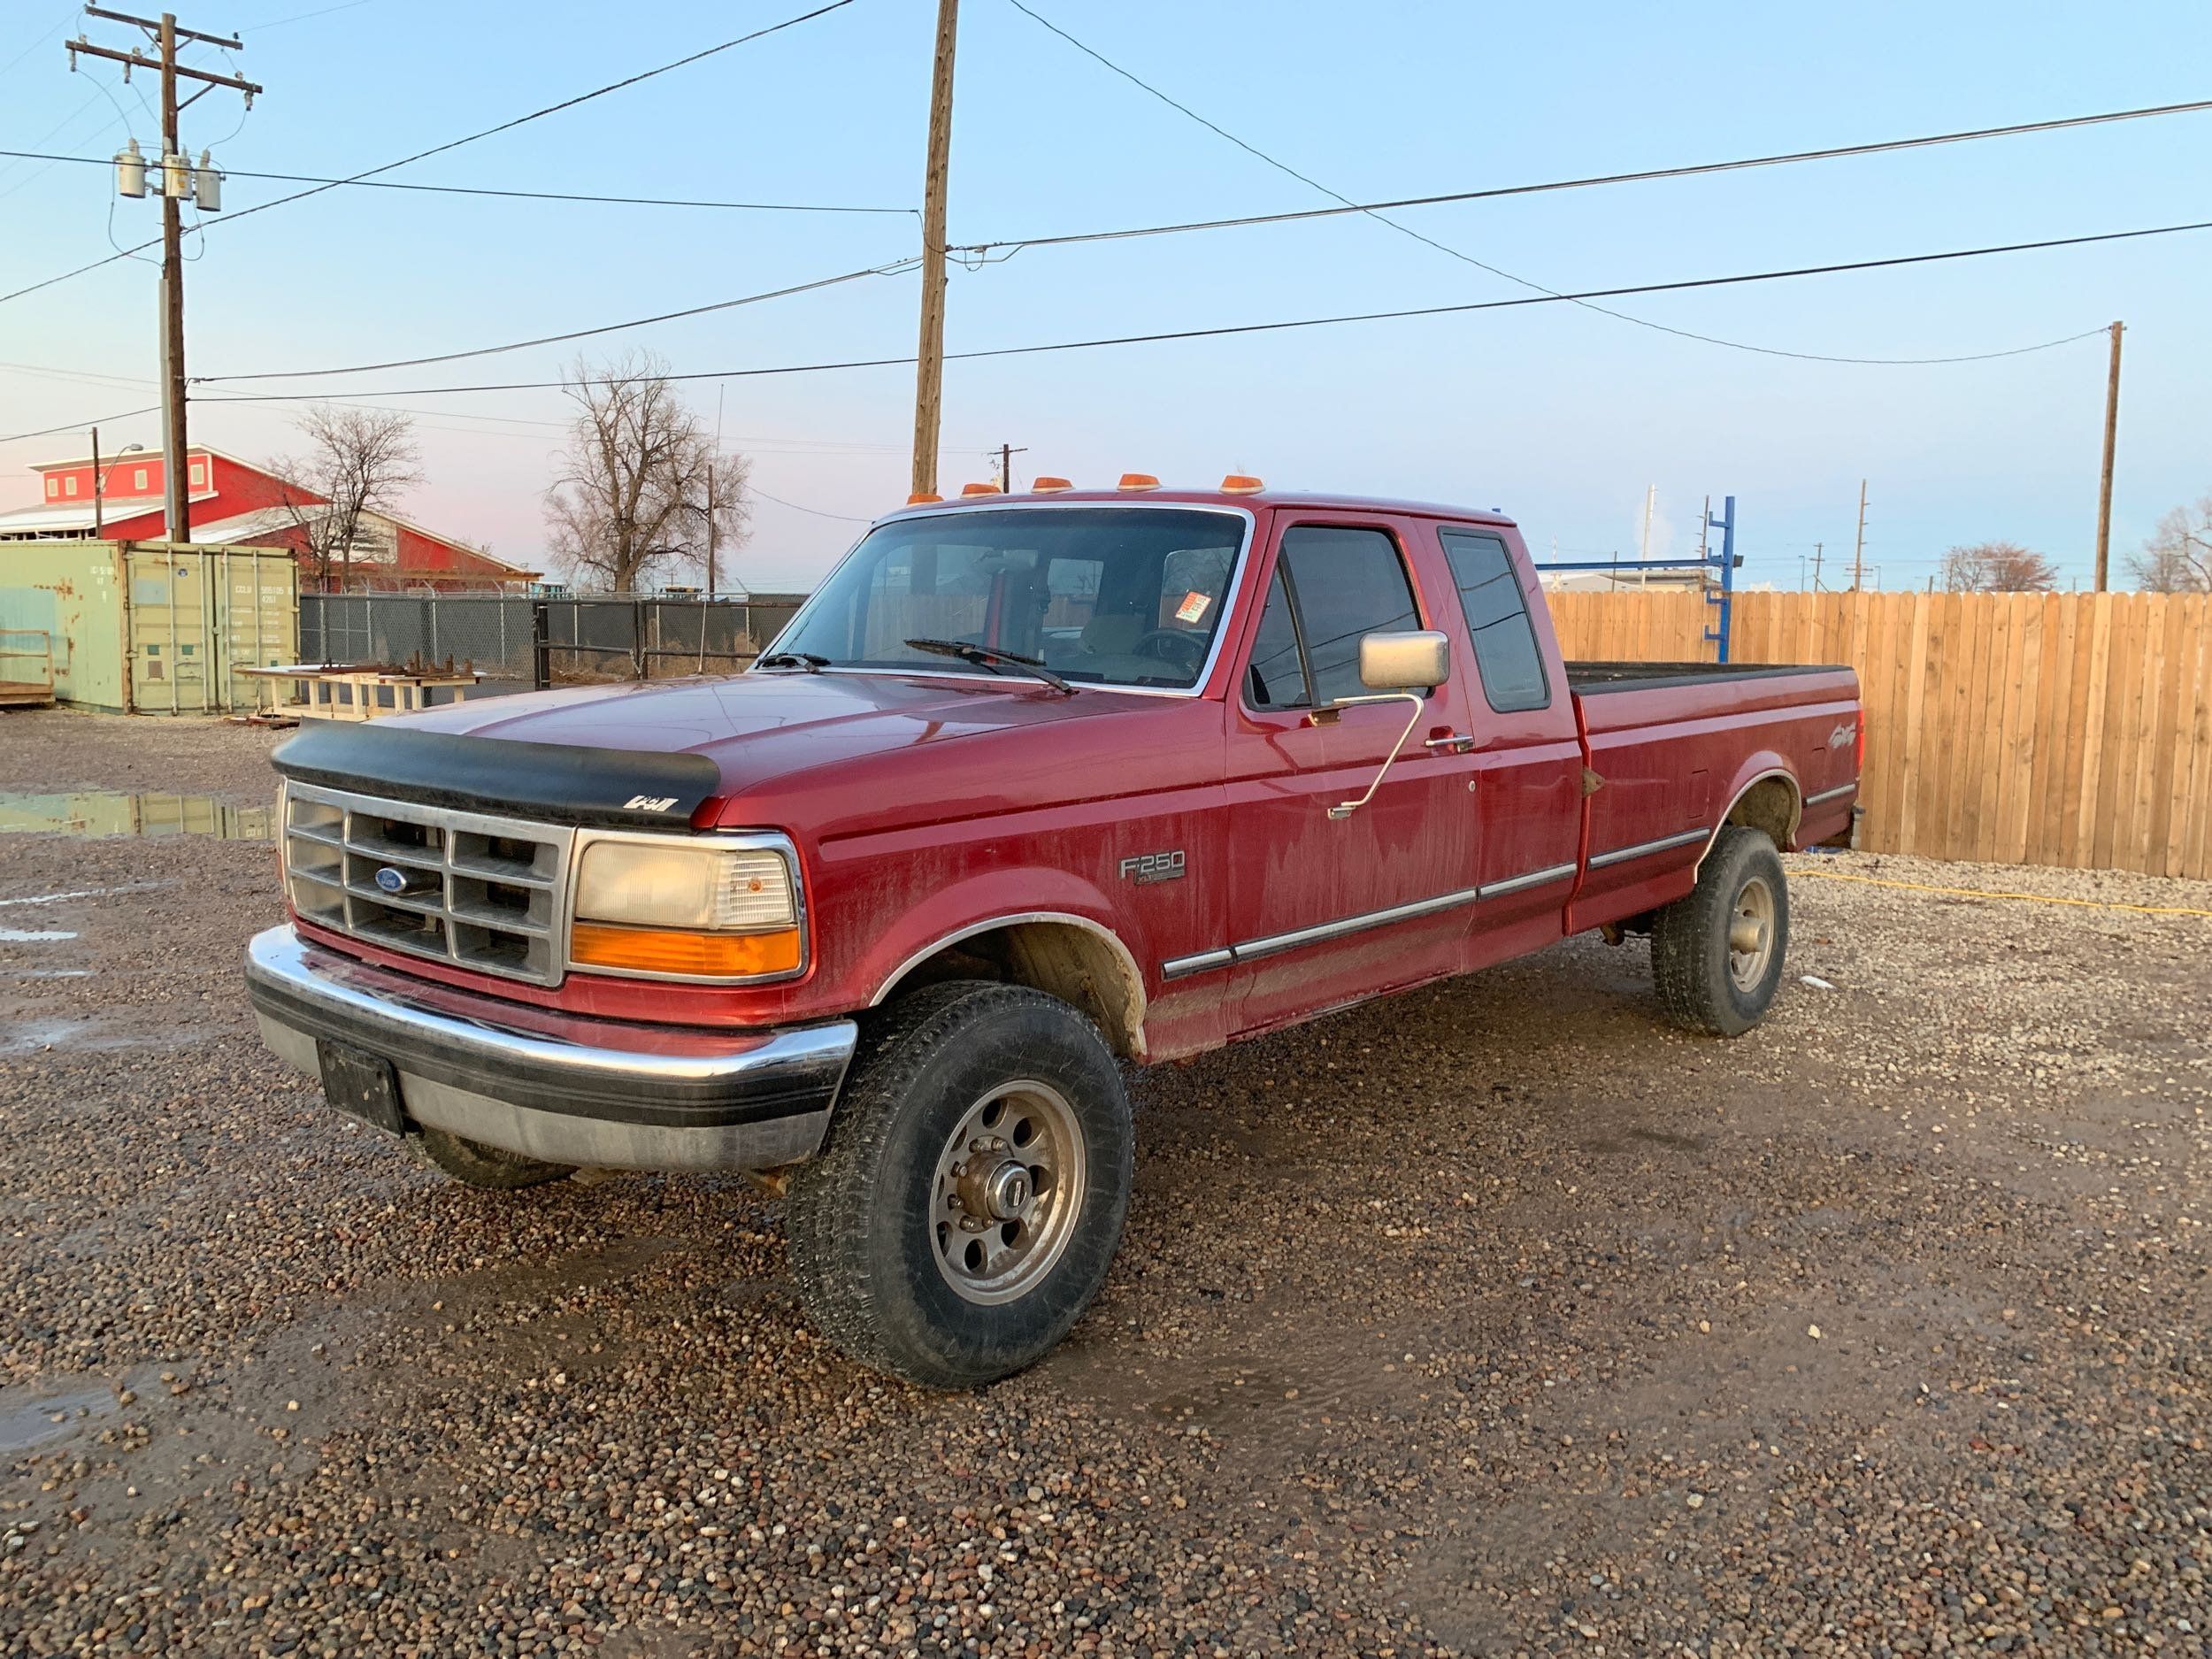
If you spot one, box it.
[0,540,298,714]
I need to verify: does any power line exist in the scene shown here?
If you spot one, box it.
[0,357,956,451]
[0,403,162,443]
[749,486,876,522]
[0,148,914,216]
[954,93,2212,260]
[0,6,79,84]
[189,215,2212,403]
[194,257,920,381]
[242,0,380,30]
[0,0,864,308]
[998,0,2199,367]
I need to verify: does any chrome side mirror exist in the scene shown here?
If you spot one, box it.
[1328,631,1452,819]
[1358,629,1450,691]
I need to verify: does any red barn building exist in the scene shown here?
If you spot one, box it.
[0,445,536,591]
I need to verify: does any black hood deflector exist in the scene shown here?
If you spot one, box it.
[271,721,722,831]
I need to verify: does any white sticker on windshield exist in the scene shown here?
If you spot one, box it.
[1175,591,1212,624]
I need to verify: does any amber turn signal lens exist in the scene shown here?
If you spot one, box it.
[570,922,802,979]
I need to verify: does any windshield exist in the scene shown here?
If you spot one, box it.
[765,507,1246,690]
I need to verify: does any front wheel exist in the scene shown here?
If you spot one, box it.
[1650,825,1789,1036]
[785,982,1133,1389]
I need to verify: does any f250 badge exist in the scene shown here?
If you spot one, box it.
[1118,849,1186,885]
[625,795,679,812]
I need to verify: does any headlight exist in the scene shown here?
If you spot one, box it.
[569,839,803,979]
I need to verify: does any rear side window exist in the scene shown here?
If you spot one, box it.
[1246,525,1421,709]
[1440,529,1549,712]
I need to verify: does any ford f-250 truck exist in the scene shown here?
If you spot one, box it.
[246,480,1861,1387]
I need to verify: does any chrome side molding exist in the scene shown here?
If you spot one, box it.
[1586,826,1709,870]
[1160,859,1578,981]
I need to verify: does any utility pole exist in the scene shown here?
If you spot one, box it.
[995,442,1027,492]
[1852,480,1869,592]
[1638,483,1655,589]
[70,9,259,543]
[156,12,186,543]
[91,426,104,536]
[2093,319,2124,592]
[703,460,719,598]
[910,0,958,499]
[1810,541,1824,592]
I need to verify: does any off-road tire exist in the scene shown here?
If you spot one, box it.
[409,1125,576,1189]
[1650,826,1789,1037]
[785,981,1133,1389]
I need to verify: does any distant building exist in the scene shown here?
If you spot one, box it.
[1540,568,1710,595]
[0,445,535,591]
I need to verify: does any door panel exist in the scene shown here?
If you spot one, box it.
[1224,520,1481,1034]
[1433,526,1584,935]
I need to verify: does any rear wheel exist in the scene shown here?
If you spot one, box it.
[786,981,1133,1389]
[409,1125,576,1189]
[1650,826,1789,1036]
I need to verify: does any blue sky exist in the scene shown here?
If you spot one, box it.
[3,0,2208,592]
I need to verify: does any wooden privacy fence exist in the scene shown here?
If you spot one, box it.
[1545,589,2212,879]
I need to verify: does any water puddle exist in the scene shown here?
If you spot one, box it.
[0,790,273,841]
[0,928,77,943]
[0,1384,119,1454]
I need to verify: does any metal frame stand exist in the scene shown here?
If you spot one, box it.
[1532,493,1740,663]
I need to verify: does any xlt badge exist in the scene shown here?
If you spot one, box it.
[1118,850,1186,885]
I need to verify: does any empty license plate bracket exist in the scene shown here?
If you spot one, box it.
[316,1040,406,1137]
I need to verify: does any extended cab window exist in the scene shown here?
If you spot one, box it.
[1439,528,1549,712]
[772,508,1245,690]
[1245,526,1422,709]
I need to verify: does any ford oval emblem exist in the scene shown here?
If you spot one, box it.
[373,865,409,894]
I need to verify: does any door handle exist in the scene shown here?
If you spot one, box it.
[1425,733,1476,755]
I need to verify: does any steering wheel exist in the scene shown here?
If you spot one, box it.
[1130,629,1207,672]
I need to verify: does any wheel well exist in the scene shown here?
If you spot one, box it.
[876,919,1147,1060]
[1723,772,1801,852]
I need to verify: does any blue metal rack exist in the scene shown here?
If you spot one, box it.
[1532,495,1739,663]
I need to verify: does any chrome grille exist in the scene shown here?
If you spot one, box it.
[281,782,575,987]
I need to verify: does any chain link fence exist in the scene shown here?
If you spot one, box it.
[299,593,808,696]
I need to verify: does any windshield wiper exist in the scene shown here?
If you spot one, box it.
[755,651,829,672]
[902,638,1077,695]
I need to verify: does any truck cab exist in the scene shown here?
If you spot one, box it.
[247,480,1859,1386]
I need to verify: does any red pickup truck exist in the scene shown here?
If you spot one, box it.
[246,482,1860,1386]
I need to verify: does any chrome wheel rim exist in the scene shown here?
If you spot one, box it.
[1727,874,1777,992]
[929,1080,1087,1306]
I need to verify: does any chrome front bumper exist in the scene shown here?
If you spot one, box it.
[244,926,855,1171]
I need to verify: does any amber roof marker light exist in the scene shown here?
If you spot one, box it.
[1030,476,1073,493]
[1220,473,1265,494]
[906,490,942,505]
[1118,472,1160,492]
[960,480,1002,496]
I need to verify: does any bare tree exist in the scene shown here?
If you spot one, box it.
[269,405,423,593]
[1939,541,2059,593]
[543,351,751,593]
[2127,496,2212,592]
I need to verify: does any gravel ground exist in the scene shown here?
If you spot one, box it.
[2,706,2208,1659]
